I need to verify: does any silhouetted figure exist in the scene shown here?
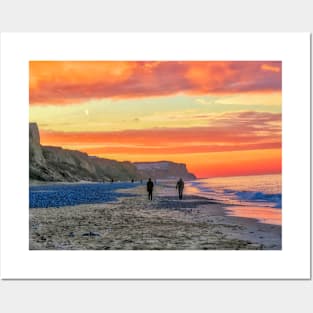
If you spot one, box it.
[176,178,184,200]
[131,179,134,183]
[111,178,114,183]
[147,178,154,201]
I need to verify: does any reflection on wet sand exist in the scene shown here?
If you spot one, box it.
[225,206,281,225]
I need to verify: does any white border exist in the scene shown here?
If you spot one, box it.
[0,33,310,279]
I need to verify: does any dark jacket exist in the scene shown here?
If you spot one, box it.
[176,180,184,190]
[147,181,154,192]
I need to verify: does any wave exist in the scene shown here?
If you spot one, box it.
[233,191,282,209]
[189,181,214,192]
[188,180,281,209]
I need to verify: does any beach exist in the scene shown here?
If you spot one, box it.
[29,181,281,250]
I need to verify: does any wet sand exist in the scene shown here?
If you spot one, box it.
[29,182,281,250]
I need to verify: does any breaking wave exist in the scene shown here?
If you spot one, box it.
[187,175,282,209]
[233,190,281,208]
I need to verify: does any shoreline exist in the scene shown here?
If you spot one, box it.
[29,182,281,250]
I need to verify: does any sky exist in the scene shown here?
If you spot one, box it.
[29,61,282,178]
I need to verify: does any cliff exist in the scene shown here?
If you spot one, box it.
[134,161,196,180]
[29,123,142,182]
[29,123,46,166]
[29,123,196,182]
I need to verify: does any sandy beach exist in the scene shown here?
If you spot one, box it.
[29,181,281,250]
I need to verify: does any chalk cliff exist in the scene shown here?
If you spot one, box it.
[29,123,141,182]
[134,161,196,180]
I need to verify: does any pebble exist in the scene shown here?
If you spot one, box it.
[82,231,100,237]
[29,182,138,208]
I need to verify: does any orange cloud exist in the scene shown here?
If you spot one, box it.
[40,111,281,157]
[41,111,280,143]
[76,142,280,156]
[30,61,282,105]
[261,63,281,73]
[30,61,136,104]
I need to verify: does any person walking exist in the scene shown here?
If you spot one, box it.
[147,178,154,200]
[176,178,184,200]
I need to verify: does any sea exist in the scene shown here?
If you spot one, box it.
[185,174,282,225]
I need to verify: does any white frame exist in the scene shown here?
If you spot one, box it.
[0,33,311,279]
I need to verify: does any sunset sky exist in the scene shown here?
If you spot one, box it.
[29,61,282,178]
